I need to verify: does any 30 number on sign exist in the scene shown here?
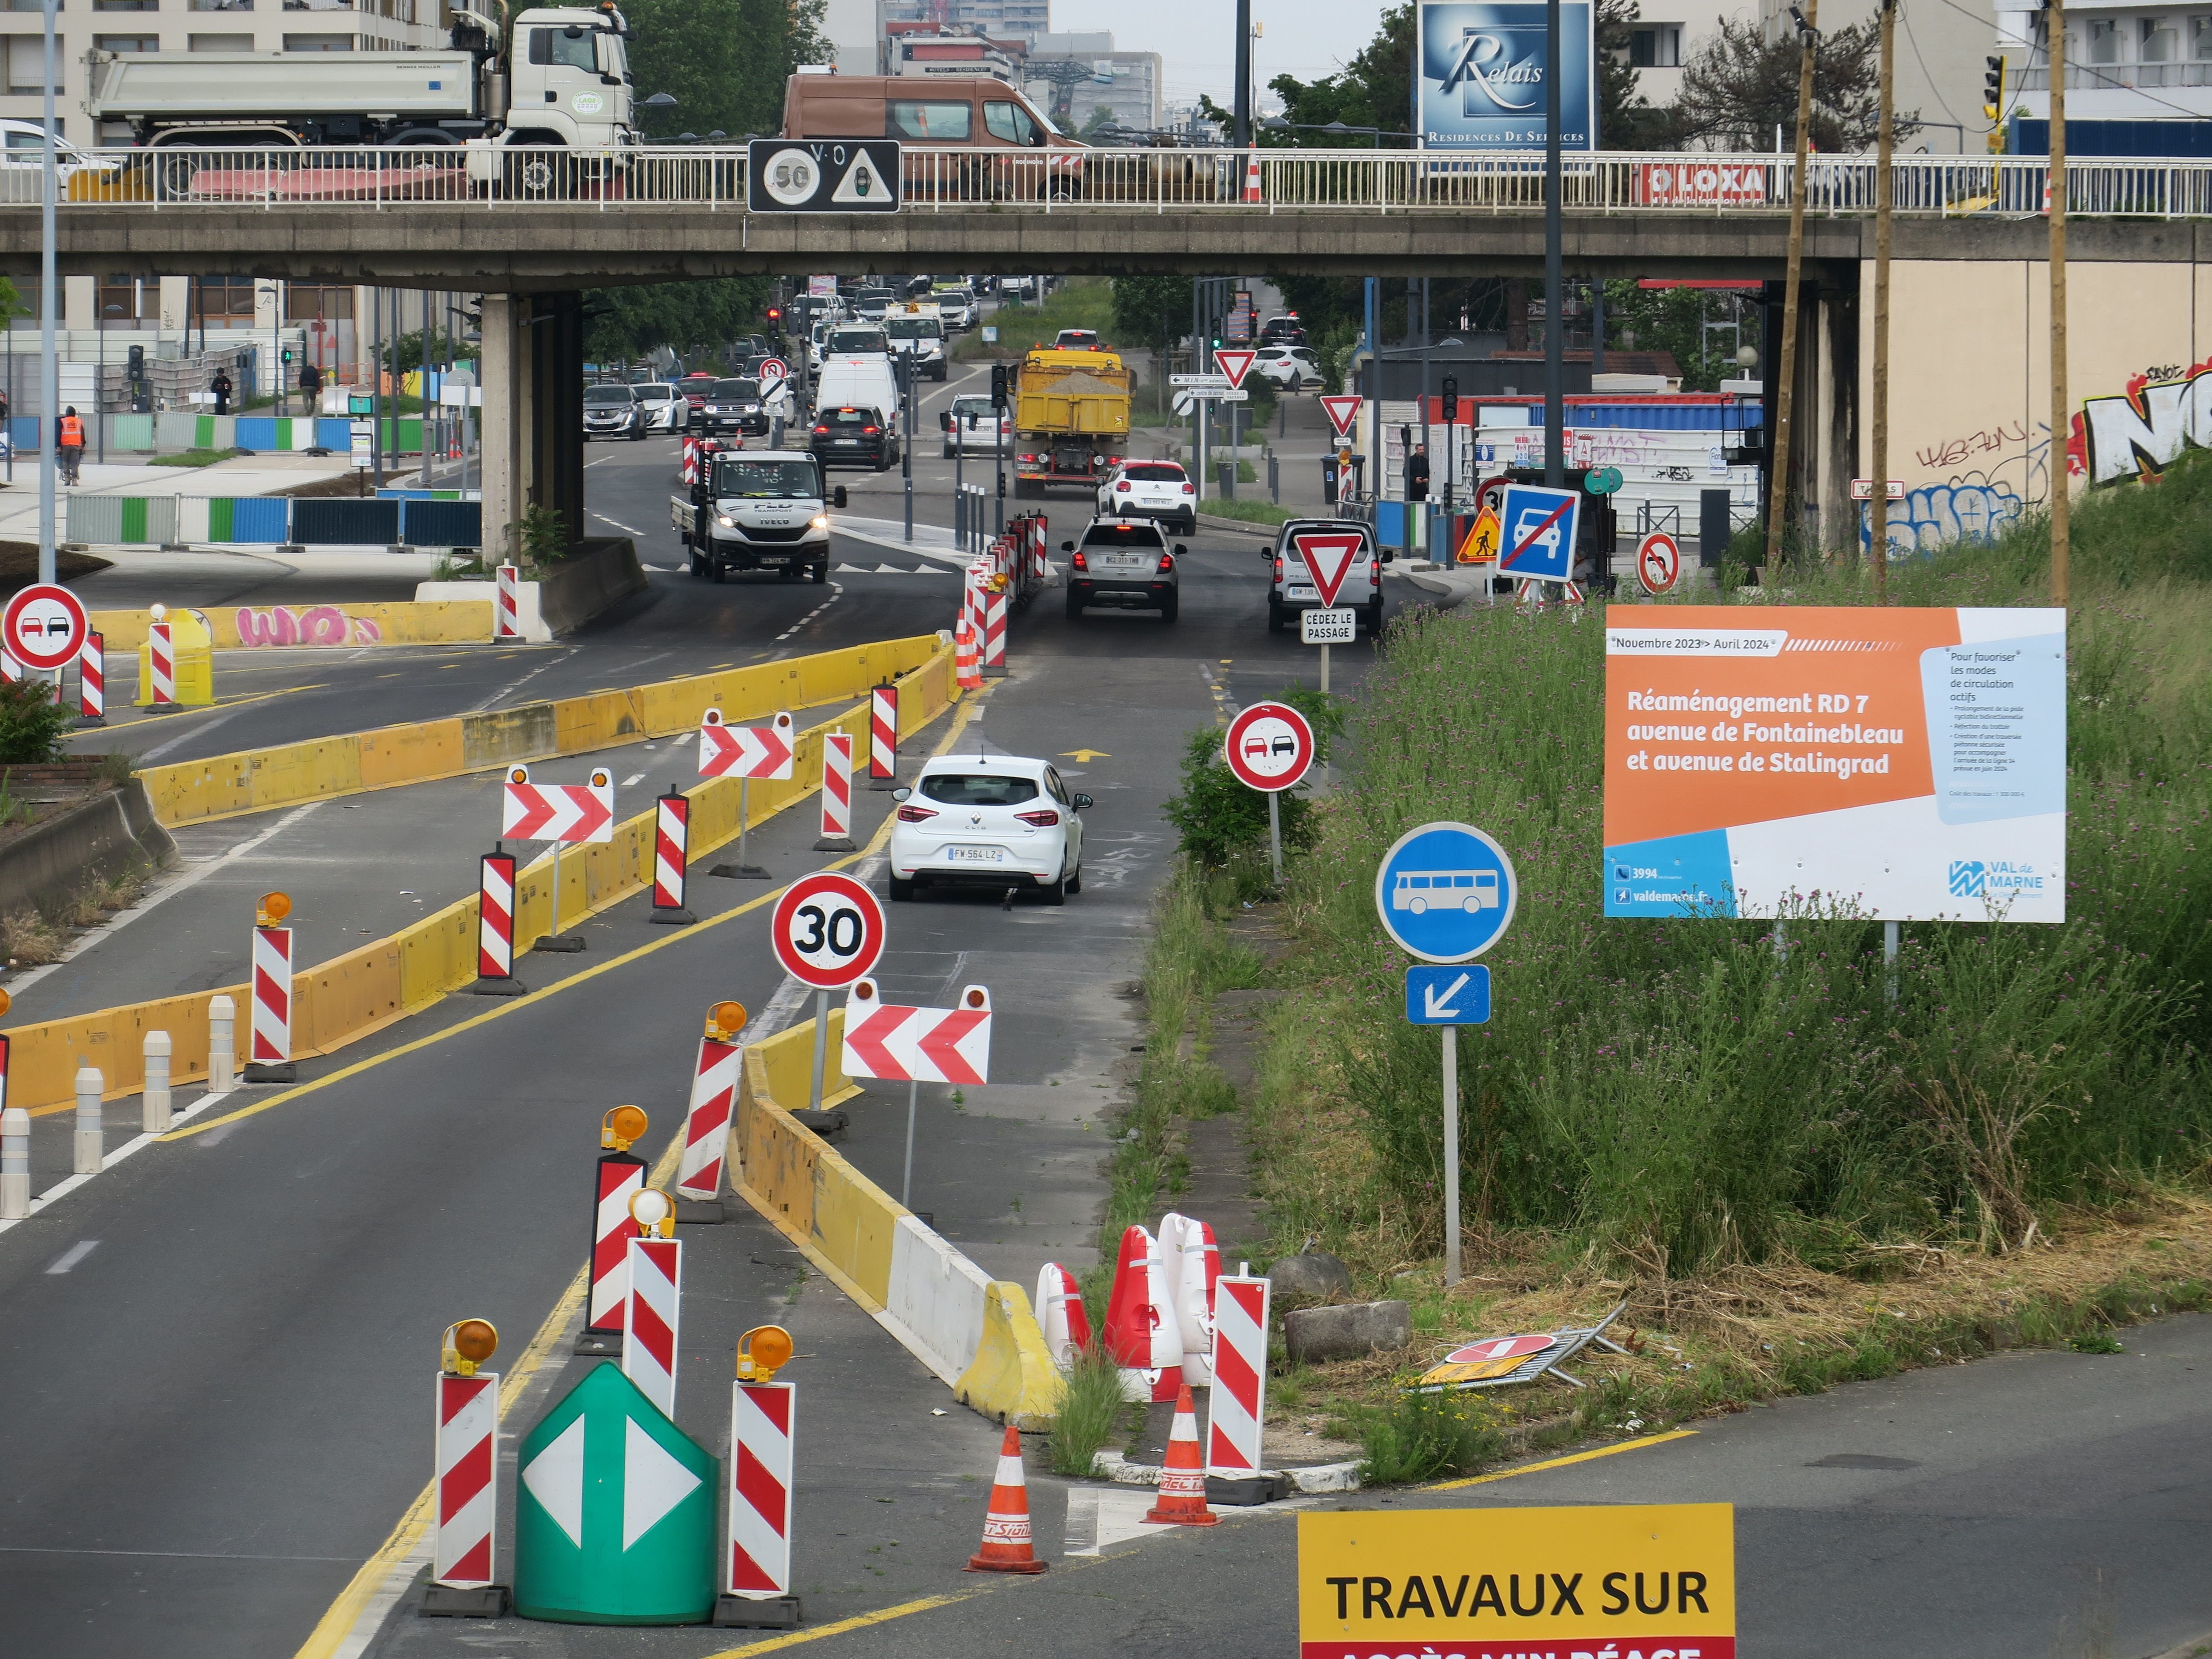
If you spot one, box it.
[771,872,886,988]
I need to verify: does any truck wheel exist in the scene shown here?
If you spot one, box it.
[689,551,705,580]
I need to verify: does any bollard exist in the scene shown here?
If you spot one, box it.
[74,1064,103,1176]
[1,1103,26,1220]
[812,732,855,854]
[208,994,236,1094]
[142,1031,172,1133]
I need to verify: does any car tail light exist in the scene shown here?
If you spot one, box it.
[895,803,937,823]
[1071,551,1088,571]
[1116,481,1131,492]
[1157,553,1175,573]
[1181,482,1195,494]
[1273,558,1284,578]
[863,425,880,435]
[1015,808,1061,827]
[812,424,829,434]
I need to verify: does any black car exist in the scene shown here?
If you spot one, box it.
[701,377,769,436]
[810,405,898,471]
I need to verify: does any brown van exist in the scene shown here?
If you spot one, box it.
[780,72,1086,200]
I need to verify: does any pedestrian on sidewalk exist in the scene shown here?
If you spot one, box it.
[299,360,324,407]
[57,406,83,486]
[1406,444,1430,502]
[209,369,233,415]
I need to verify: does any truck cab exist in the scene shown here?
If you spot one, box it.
[672,450,846,585]
[501,7,638,149]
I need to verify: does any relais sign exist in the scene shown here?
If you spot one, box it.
[1603,607,2066,921]
[1298,1504,1735,1659]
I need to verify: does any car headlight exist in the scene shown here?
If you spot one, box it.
[716,513,734,527]
[811,515,828,529]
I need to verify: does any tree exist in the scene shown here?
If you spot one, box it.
[1262,2,1415,142]
[1670,14,1918,153]
[583,278,773,364]
[1110,275,1196,355]
[1596,0,1685,149]
[623,0,829,139]
[1078,104,1116,140]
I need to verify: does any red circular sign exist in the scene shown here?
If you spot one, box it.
[1443,1333,1556,1366]
[771,871,886,989]
[1224,702,1315,794]
[1636,532,1682,596]
[758,357,789,386]
[2,583,88,672]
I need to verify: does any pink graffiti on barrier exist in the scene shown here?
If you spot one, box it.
[233,606,386,648]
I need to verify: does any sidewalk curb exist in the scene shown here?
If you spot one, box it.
[1095,1448,1362,1492]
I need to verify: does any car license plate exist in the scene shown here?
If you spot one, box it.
[1097,553,1147,571]
[946,845,1006,865]
[836,438,859,446]
[1287,584,1317,600]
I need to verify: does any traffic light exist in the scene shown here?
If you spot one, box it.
[990,362,1010,405]
[281,347,293,364]
[1982,54,2005,123]
[765,306,781,330]
[1440,376,1458,424]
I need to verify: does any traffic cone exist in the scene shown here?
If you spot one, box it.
[965,1425,1049,1574]
[955,618,982,691]
[1242,151,1262,203]
[1143,1384,1219,1526]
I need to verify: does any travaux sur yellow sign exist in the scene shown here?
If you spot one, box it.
[1297,1503,1735,1659]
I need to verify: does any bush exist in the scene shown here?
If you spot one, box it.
[1161,686,1346,871]
[0,678,77,763]
[1354,1389,1502,1484]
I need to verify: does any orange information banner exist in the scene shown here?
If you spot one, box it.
[1298,1503,1735,1659]
[1603,606,2065,921]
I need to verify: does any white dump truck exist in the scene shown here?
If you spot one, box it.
[83,4,636,154]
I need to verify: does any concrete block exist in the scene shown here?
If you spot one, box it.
[1267,1252,1352,1309]
[1284,1299,1412,1365]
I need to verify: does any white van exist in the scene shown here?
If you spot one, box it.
[814,355,903,422]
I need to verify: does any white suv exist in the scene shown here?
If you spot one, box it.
[889,756,1091,904]
[1096,460,1196,534]
[1255,344,1322,390]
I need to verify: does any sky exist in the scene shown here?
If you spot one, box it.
[1050,0,1388,114]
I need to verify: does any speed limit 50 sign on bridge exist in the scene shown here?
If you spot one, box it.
[771,871,886,990]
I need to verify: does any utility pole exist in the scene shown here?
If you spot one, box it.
[1232,0,1252,146]
[1543,0,1564,489]
[2048,0,2069,608]
[1870,0,1895,603]
[1763,0,1818,568]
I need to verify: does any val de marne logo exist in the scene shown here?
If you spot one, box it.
[1948,860,1988,898]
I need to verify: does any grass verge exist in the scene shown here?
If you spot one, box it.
[149,447,247,469]
[1198,498,1294,528]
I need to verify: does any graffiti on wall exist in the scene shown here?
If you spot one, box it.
[2067,355,2212,486]
[234,606,386,648]
[1859,472,2027,557]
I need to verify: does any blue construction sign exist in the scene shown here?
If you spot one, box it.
[1373,821,1519,962]
[1405,964,1492,1025]
[1496,483,1580,583]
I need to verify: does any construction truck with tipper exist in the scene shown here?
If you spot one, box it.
[1013,347,1132,497]
[82,4,636,165]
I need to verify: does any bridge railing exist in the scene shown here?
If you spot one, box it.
[26,146,2212,218]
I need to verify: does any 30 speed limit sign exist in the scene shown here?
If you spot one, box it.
[772,871,886,989]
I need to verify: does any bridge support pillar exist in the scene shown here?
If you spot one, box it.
[528,292,587,555]
[480,293,532,562]
[478,292,585,561]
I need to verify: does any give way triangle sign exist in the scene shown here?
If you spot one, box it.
[1214,349,1257,391]
[1318,394,1362,439]
[1290,528,1366,608]
[513,1362,719,1624]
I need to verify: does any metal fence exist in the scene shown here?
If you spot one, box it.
[28,146,2212,219]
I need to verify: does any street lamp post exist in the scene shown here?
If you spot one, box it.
[98,302,123,467]
[37,0,58,583]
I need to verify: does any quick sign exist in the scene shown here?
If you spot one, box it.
[1297,1504,1736,1659]
[1417,0,1597,151]
[1603,607,2066,921]
[747,139,902,213]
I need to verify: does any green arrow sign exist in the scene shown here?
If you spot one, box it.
[513,1362,718,1625]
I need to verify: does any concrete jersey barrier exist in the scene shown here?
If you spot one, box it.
[92,600,494,652]
[732,1016,1064,1429]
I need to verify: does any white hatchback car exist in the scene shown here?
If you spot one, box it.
[1096,459,1196,534]
[888,755,1090,904]
[1255,344,1322,390]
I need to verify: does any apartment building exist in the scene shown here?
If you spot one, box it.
[2000,0,2212,122]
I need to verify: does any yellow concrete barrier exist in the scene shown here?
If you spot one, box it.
[4,641,959,1113]
[138,632,946,831]
[92,600,495,653]
[730,1012,1065,1429]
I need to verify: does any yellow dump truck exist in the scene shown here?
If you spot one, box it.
[1012,347,1132,497]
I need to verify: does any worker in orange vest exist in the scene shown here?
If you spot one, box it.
[56,406,83,486]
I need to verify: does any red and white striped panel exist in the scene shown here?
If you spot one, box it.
[653,794,689,911]
[964,564,989,643]
[432,1371,499,1588]
[982,586,1007,669]
[676,1034,740,1200]
[585,1153,646,1334]
[682,435,700,486]
[726,1380,795,1597]
[148,623,175,706]
[955,619,981,692]
[250,925,291,1064]
[819,732,853,842]
[494,564,521,640]
[622,1236,682,1420]
[868,685,898,781]
[1205,1274,1271,1476]
[78,632,102,720]
[0,649,16,683]
[477,852,517,979]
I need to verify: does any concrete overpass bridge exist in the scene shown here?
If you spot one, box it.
[2,145,2206,554]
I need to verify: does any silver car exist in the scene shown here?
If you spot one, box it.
[1267,517,1389,635]
[1062,516,1181,623]
[583,384,646,441]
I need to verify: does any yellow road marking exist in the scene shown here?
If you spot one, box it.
[1056,749,1110,762]
[703,1595,968,1657]
[94,681,332,730]
[1425,1429,1698,1492]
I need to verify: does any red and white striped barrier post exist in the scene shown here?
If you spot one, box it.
[423,1318,509,1619]
[867,683,898,791]
[964,562,989,645]
[622,1189,682,1419]
[580,1106,649,1356]
[147,620,176,709]
[472,851,526,996]
[682,435,700,487]
[1203,1268,1278,1502]
[716,1324,801,1630]
[955,617,981,691]
[501,763,615,953]
[981,579,1008,676]
[651,792,697,925]
[77,631,103,726]
[812,730,855,853]
[494,564,521,641]
[676,1000,745,1222]
[244,892,295,1084]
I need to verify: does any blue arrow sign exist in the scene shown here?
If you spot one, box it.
[1373,821,1519,962]
[1405,964,1491,1025]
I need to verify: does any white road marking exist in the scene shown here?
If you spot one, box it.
[621,772,646,787]
[772,581,843,643]
[45,1240,99,1275]
[468,646,577,714]
[590,511,646,537]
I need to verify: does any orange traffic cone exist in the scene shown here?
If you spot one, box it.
[1242,151,1263,204]
[1143,1384,1219,1526]
[965,1424,1050,1573]
[955,618,982,691]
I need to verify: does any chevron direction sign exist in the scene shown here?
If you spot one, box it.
[840,978,991,1086]
[502,764,615,844]
[700,707,796,780]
